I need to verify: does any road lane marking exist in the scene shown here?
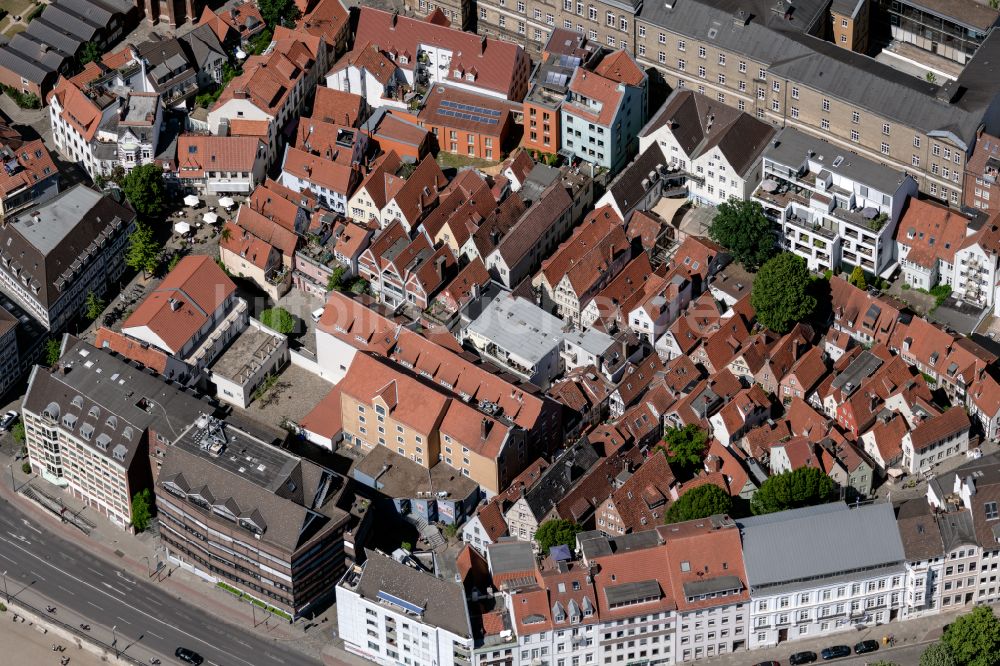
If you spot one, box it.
[101,582,126,595]
[0,534,265,666]
[20,519,41,534]
[87,602,103,611]
[147,597,162,607]
[116,616,132,625]
[0,551,13,563]
[147,630,164,639]
[57,585,74,595]
[87,567,104,577]
[29,570,45,581]
[266,655,286,663]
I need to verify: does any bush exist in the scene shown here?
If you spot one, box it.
[26,4,44,22]
[535,519,582,552]
[0,85,40,109]
[259,307,295,335]
[21,461,31,474]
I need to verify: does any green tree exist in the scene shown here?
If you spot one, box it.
[84,290,105,321]
[535,519,582,552]
[942,606,1000,666]
[256,0,299,28]
[926,71,938,83]
[21,461,31,474]
[401,541,413,551]
[920,643,956,666]
[664,484,732,524]
[121,164,166,218]
[125,222,162,278]
[751,467,835,515]
[167,253,181,272]
[848,265,867,290]
[11,421,25,445]
[130,488,153,532]
[751,253,818,333]
[78,41,102,66]
[44,338,61,366]
[658,425,708,476]
[708,199,775,270]
[260,307,296,335]
[327,265,348,292]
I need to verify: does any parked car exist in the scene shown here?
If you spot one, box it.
[0,410,19,430]
[821,645,851,660]
[174,647,203,665]
[790,652,818,665]
[855,640,879,654]
[753,662,782,666]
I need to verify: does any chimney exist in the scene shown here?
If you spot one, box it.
[481,35,487,54]
[792,338,800,360]
[435,254,447,279]
[391,10,398,27]
[481,417,491,439]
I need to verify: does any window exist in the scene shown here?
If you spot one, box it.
[620,17,627,31]
[677,59,686,71]
[791,107,799,119]
[822,99,831,112]
[772,80,780,92]
[517,0,524,11]
[606,11,614,26]
[638,44,645,56]
[718,74,725,85]
[738,80,746,92]
[883,123,891,136]
[638,25,645,37]
[738,61,746,73]
[607,35,616,46]
[851,129,859,142]
[698,46,706,58]
[852,110,860,123]
[881,142,890,155]
[791,86,799,99]
[718,53,726,65]
[914,136,921,148]
[841,17,848,27]
[912,155,920,167]
[771,99,779,112]
[673,36,681,47]
[757,88,765,100]
[698,66,706,78]
[658,51,665,63]
[758,67,766,80]
[821,118,830,130]
[987,502,999,520]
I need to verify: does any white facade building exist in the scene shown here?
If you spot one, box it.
[754,127,918,276]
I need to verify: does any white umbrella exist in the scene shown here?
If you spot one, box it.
[202,212,220,224]
[218,197,235,209]
[184,194,200,207]
[174,221,191,234]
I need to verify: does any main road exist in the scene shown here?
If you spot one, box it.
[0,495,321,666]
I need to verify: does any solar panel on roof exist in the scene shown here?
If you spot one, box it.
[377,590,424,615]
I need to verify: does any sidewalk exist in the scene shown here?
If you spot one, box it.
[0,457,343,660]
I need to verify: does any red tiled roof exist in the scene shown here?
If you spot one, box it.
[282,146,357,195]
[248,180,305,232]
[121,256,236,354]
[177,135,262,177]
[312,86,366,127]
[94,327,169,375]
[0,138,56,199]
[368,112,432,149]
[340,353,450,434]
[438,257,491,309]
[49,77,102,142]
[586,253,654,328]
[295,0,350,47]
[897,198,969,268]
[864,412,908,464]
[566,69,624,126]
[593,50,645,87]
[234,205,299,258]
[607,452,675,531]
[540,204,623,290]
[662,519,749,612]
[198,5,236,43]
[355,7,528,100]
[910,406,971,452]
[332,42,399,86]
[228,119,270,137]
[353,150,404,211]
[300,385,343,439]
[221,221,277,270]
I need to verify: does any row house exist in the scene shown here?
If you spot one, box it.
[416,84,518,162]
[895,198,970,292]
[755,127,917,277]
[708,385,770,448]
[359,220,457,309]
[532,205,630,325]
[627,270,692,345]
[0,131,59,217]
[964,128,1000,215]
[349,153,448,232]
[279,121,366,214]
[639,89,774,207]
[901,406,972,475]
[326,44,411,112]
[173,135,267,194]
[219,205,299,298]
[208,36,317,166]
[594,451,675,535]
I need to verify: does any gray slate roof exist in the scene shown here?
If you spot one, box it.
[522,439,601,520]
[22,337,209,470]
[354,550,472,637]
[740,502,906,593]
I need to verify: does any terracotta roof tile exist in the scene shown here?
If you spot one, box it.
[93,327,169,375]
[593,50,645,87]
[896,197,969,268]
[909,406,971,452]
[312,86,365,127]
[177,135,262,178]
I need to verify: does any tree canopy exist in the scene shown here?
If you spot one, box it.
[665,484,733,524]
[125,222,161,278]
[848,265,867,290]
[78,41,102,67]
[535,519,582,552]
[751,252,818,333]
[658,425,709,477]
[708,199,775,270]
[327,265,349,292]
[44,338,62,366]
[84,291,105,321]
[257,0,300,28]
[131,488,153,532]
[942,606,1000,666]
[260,307,296,335]
[750,466,835,515]
[121,164,166,218]
[920,643,956,666]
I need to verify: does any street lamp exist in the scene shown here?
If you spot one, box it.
[112,624,118,658]
[140,556,152,578]
[1,570,8,603]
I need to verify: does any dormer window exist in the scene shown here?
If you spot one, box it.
[399,55,408,64]
[453,69,462,78]
[466,73,475,82]
[987,502,998,520]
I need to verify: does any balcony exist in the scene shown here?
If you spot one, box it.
[266,267,289,286]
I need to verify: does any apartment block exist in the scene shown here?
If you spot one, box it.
[338,551,473,666]
[158,414,352,619]
[964,129,1000,214]
[22,337,206,530]
[755,127,918,276]
[830,0,871,54]
[875,0,998,65]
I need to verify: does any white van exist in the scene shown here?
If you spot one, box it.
[311,307,324,323]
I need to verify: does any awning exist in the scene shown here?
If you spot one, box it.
[202,212,220,224]
[218,197,235,209]
[862,207,879,219]
[183,194,200,207]
[887,468,904,478]
[760,179,779,193]
[174,221,191,234]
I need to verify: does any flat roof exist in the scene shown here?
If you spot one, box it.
[354,445,479,501]
[211,324,285,383]
[765,126,909,195]
[466,294,565,367]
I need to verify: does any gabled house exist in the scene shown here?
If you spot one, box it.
[595,452,676,535]
[708,385,771,447]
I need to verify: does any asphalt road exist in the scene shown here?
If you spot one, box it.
[0,496,321,666]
